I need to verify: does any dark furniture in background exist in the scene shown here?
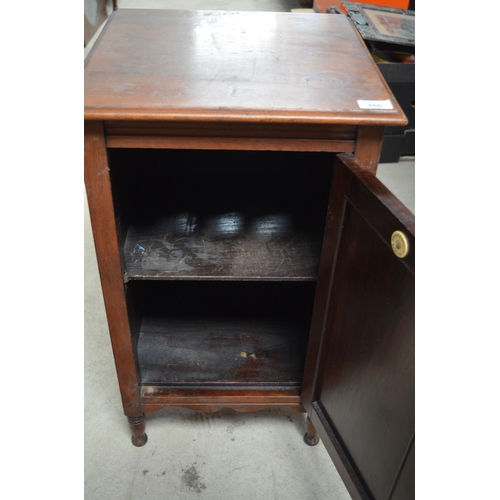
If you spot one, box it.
[339,1,415,162]
[378,62,414,162]
[85,9,415,499]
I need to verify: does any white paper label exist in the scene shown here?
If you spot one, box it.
[357,99,394,110]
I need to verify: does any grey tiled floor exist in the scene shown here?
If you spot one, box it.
[84,2,414,499]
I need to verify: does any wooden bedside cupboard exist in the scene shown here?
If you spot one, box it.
[84,9,414,500]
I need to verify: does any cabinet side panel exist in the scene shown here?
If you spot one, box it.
[84,120,142,416]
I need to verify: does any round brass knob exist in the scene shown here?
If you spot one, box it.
[391,230,410,258]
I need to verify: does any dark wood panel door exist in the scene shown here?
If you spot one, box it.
[302,154,414,500]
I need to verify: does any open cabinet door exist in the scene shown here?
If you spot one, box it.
[302,153,415,500]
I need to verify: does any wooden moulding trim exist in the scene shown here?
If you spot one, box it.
[106,135,355,152]
[127,275,317,282]
[85,107,408,126]
[140,386,301,405]
[104,120,358,139]
[143,403,305,414]
[141,396,302,404]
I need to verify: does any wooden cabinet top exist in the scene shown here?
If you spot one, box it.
[84,9,407,126]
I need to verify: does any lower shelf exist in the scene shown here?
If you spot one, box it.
[137,316,309,385]
[129,281,316,387]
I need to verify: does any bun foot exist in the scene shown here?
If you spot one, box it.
[304,416,320,446]
[132,433,148,447]
[128,414,147,447]
[304,431,320,446]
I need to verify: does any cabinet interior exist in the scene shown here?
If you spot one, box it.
[128,280,316,386]
[108,148,335,389]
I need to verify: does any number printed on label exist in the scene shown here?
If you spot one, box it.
[357,99,394,110]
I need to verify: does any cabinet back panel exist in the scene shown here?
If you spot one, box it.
[109,149,333,224]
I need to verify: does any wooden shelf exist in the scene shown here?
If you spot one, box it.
[129,281,316,386]
[137,317,309,386]
[124,215,322,281]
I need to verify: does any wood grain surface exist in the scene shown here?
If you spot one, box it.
[84,121,143,417]
[137,317,309,385]
[302,154,415,500]
[124,223,323,281]
[84,9,406,125]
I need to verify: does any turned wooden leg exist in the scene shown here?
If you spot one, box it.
[304,416,320,446]
[128,414,148,447]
